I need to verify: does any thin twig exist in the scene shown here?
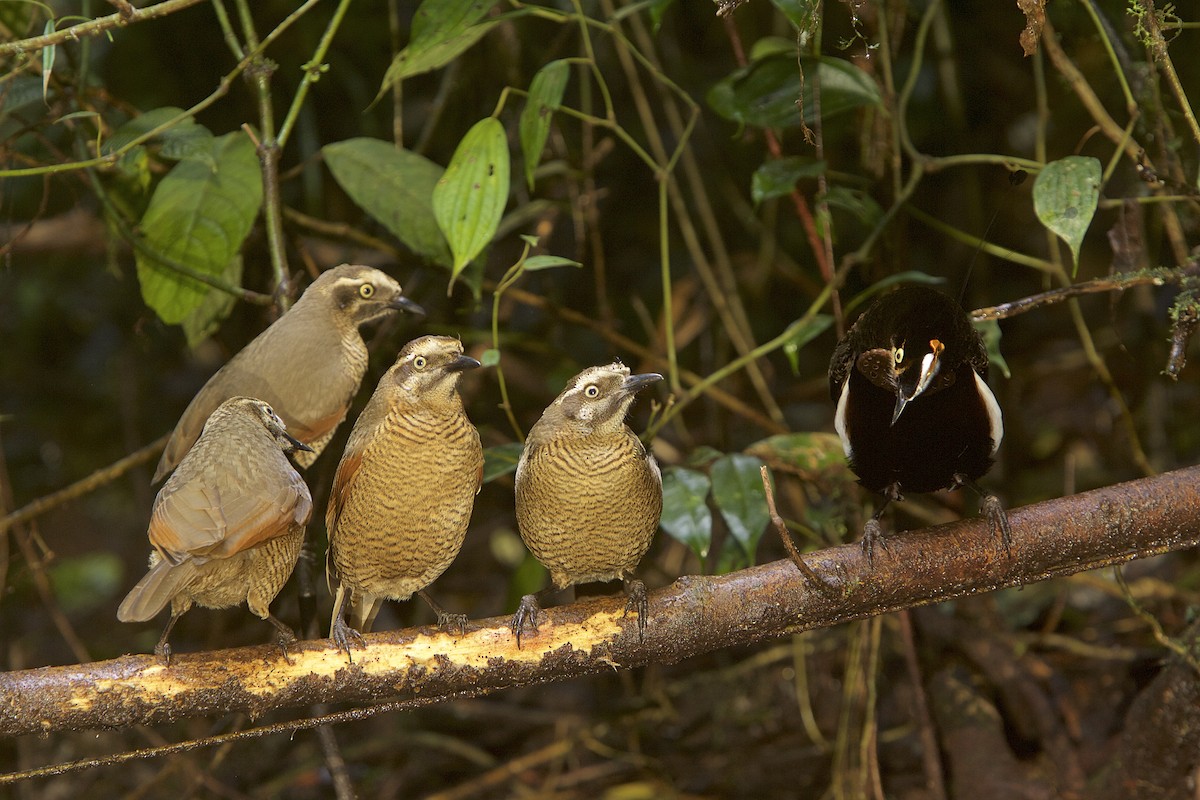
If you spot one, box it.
[759,465,830,591]
[0,0,207,56]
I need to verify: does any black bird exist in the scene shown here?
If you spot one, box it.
[829,285,1009,559]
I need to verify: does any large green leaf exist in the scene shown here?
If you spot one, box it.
[483,441,524,483]
[710,454,770,566]
[745,432,849,482]
[181,255,243,348]
[433,117,510,289]
[324,137,452,267]
[134,133,261,324]
[781,313,834,375]
[519,59,570,189]
[1033,155,1101,275]
[660,466,713,562]
[751,156,825,204]
[380,0,502,91]
[104,107,214,165]
[707,55,881,130]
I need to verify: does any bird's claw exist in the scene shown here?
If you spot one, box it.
[436,612,469,635]
[860,518,890,566]
[511,594,541,649]
[331,616,365,662]
[623,580,649,641]
[153,641,173,667]
[981,493,1013,558]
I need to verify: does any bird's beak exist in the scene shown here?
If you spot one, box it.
[445,354,482,373]
[390,295,426,316]
[284,432,314,453]
[891,339,943,425]
[622,372,664,394]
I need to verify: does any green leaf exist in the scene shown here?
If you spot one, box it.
[0,76,44,123]
[707,55,881,130]
[433,117,510,288]
[824,185,883,227]
[710,454,770,565]
[522,254,581,271]
[648,0,674,31]
[104,107,215,166]
[770,0,818,30]
[660,467,713,562]
[135,133,261,324]
[480,347,501,367]
[973,318,1011,379]
[483,441,524,483]
[380,0,502,91]
[1033,155,1101,275]
[745,432,850,482]
[751,156,825,204]
[324,137,451,267]
[41,19,55,102]
[782,313,834,374]
[520,59,570,189]
[181,255,242,348]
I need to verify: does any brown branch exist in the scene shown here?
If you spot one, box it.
[0,0,208,57]
[2,465,1200,742]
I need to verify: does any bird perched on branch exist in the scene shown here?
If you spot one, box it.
[153,264,424,483]
[119,396,313,663]
[326,336,483,655]
[511,362,663,644]
[829,285,1009,560]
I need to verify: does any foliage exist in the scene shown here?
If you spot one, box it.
[3,0,1200,795]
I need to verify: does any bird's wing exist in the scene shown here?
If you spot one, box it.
[153,377,235,483]
[116,557,199,622]
[325,450,363,539]
[828,329,860,401]
[148,457,312,562]
[964,325,990,378]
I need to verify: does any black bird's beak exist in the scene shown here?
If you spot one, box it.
[891,338,944,425]
[622,372,664,394]
[285,432,314,453]
[390,295,426,316]
[445,354,483,372]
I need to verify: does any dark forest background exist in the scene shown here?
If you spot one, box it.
[2,0,1200,796]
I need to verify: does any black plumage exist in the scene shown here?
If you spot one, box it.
[829,285,1009,557]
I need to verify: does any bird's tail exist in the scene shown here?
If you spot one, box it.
[117,558,197,622]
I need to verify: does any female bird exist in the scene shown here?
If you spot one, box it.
[511,362,663,643]
[119,396,313,662]
[154,264,423,482]
[326,336,483,656]
[829,285,1008,559]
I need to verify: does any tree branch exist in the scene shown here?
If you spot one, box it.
[3,465,1199,740]
[0,0,208,57]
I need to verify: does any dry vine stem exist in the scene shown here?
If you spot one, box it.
[2,465,1199,738]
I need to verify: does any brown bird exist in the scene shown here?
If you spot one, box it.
[511,362,663,644]
[153,264,424,483]
[119,396,314,662]
[326,335,483,654]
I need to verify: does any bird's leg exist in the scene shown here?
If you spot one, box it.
[417,589,468,634]
[862,484,902,566]
[511,587,559,649]
[622,579,649,640]
[329,586,365,660]
[153,612,183,666]
[265,613,298,664]
[955,474,1013,558]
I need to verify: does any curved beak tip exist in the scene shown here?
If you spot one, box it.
[623,372,664,393]
[448,355,483,372]
[891,395,908,426]
[287,433,314,453]
[392,296,426,316]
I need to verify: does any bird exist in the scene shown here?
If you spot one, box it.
[118,396,314,663]
[326,335,483,656]
[829,284,1009,560]
[510,362,663,645]
[153,264,424,483]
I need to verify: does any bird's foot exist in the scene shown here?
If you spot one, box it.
[267,616,298,665]
[623,580,649,641]
[331,614,366,662]
[860,518,891,566]
[435,612,469,635]
[511,594,542,649]
[153,640,173,667]
[981,493,1013,559]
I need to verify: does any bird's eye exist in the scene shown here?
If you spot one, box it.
[584,384,600,398]
[262,404,274,416]
[359,283,375,299]
[894,347,905,364]
[414,356,428,369]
